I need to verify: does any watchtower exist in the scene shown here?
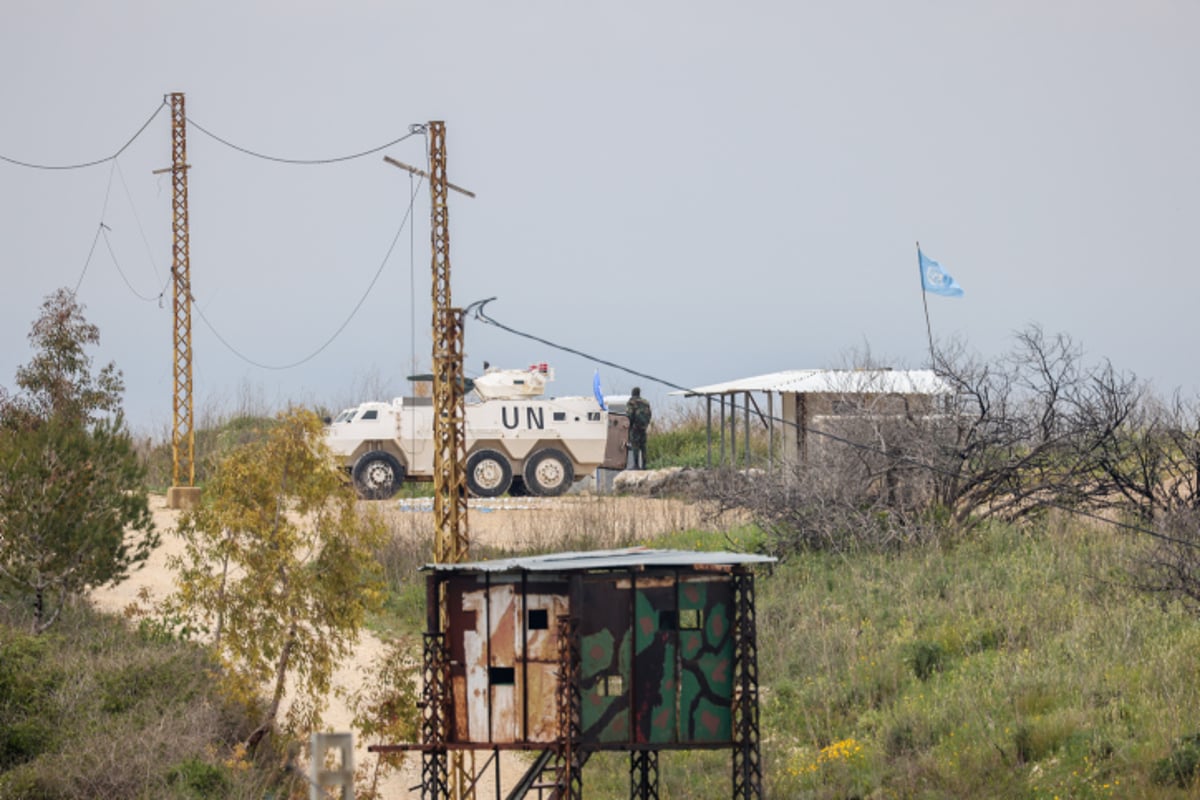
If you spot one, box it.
[373,547,774,798]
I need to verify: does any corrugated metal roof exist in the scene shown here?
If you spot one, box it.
[672,369,953,397]
[423,546,776,574]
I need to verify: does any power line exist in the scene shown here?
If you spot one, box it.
[100,225,170,303]
[185,118,425,165]
[71,160,170,304]
[467,299,1200,552]
[468,298,692,392]
[72,224,106,296]
[71,161,120,295]
[191,175,425,370]
[0,100,166,170]
[114,158,168,290]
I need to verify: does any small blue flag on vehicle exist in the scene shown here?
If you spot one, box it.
[593,369,607,410]
[919,249,964,297]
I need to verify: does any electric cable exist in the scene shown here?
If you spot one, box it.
[72,225,106,296]
[70,161,119,295]
[100,225,169,302]
[185,118,424,165]
[0,100,166,170]
[468,298,690,393]
[191,175,424,370]
[467,298,1200,551]
[408,169,419,463]
[114,158,169,293]
[70,159,170,303]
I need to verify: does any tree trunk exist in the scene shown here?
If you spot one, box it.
[246,624,297,752]
[33,585,44,634]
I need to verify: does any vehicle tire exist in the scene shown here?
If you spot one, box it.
[523,448,575,497]
[507,476,529,497]
[352,451,405,500]
[466,449,513,498]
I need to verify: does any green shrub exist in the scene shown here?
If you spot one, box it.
[0,721,56,771]
[1153,734,1200,788]
[168,758,232,798]
[0,604,280,798]
[903,640,946,682]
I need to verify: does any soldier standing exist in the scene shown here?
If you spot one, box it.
[626,386,652,470]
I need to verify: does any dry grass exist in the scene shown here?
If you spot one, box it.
[375,494,730,558]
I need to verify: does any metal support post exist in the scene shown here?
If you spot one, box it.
[629,750,660,800]
[732,569,763,799]
[164,92,198,509]
[554,614,583,799]
[422,632,450,799]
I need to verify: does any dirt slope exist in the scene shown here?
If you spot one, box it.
[91,492,714,796]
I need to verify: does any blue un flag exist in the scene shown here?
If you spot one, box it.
[919,250,964,297]
[593,369,607,410]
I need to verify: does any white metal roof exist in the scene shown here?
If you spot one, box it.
[672,369,953,397]
[423,546,775,574]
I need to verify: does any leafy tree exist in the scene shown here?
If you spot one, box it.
[345,638,420,799]
[0,288,155,633]
[168,407,388,751]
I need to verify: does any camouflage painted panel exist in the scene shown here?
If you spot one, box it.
[678,579,733,743]
[635,583,677,744]
[578,573,735,746]
[580,578,632,744]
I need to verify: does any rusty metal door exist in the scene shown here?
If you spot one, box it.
[603,413,630,469]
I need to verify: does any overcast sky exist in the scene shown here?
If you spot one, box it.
[2,1,1197,431]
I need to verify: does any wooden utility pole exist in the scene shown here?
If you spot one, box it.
[163,92,199,510]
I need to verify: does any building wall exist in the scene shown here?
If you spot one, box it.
[784,391,941,467]
[443,569,738,748]
[447,575,567,744]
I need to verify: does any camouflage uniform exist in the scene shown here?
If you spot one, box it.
[626,388,651,470]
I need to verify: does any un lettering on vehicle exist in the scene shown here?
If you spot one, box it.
[501,407,545,431]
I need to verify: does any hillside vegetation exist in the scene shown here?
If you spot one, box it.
[0,602,299,799]
[755,519,1200,799]
[474,519,1198,799]
[9,411,1200,797]
[8,292,1200,797]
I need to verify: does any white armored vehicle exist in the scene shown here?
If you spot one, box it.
[325,364,628,500]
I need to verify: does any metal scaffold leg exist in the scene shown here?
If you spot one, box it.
[629,750,660,800]
[553,614,583,800]
[422,632,450,799]
[732,569,763,799]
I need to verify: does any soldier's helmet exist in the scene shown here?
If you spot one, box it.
[631,387,641,397]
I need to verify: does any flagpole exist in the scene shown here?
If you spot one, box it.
[917,241,936,367]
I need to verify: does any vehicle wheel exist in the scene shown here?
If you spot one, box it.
[352,451,405,500]
[507,476,529,497]
[523,449,575,497]
[466,449,512,498]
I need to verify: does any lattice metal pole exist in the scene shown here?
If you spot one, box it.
[554,614,583,799]
[422,632,450,798]
[167,92,195,490]
[427,120,472,800]
[629,750,660,800]
[732,569,763,799]
[428,121,469,567]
